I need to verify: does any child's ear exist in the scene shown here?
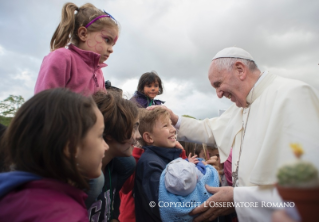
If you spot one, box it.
[143,132,153,144]
[104,135,113,143]
[78,27,88,42]
[63,141,79,159]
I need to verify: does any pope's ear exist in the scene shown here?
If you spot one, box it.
[143,132,153,144]
[78,26,88,42]
[235,61,247,81]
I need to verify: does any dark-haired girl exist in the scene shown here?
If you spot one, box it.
[0,88,108,221]
[130,71,165,108]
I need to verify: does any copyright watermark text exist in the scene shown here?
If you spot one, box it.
[149,201,295,208]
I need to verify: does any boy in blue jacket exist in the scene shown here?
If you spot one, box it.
[134,107,182,222]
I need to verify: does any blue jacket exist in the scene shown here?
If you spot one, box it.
[159,158,220,221]
[0,171,41,199]
[129,91,165,108]
[186,157,207,175]
[134,145,182,222]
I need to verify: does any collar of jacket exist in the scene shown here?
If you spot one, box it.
[142,145,182,162]
[134,91,165,104]
[68,44,107,70]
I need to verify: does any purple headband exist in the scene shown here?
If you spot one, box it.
[85,15,110,28]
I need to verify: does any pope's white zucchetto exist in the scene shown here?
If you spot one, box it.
[212,47,254,61]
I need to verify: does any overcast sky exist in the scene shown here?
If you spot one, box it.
[0,0,318,119]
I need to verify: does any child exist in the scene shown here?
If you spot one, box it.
[130,71,165,108]
[118,108,145,222]
[159,156,219,221]
[134,107,182,222]
[35,2,119,96]
[118,110,187,222]
[180,141,196,157]
[88,92,139,222]
[195,143,217,161]
[0,88,108,221]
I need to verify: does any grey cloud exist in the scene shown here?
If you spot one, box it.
[0,0,318,119]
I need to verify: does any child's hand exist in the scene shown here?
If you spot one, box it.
[205,156,219,171]
[188,153,199,164]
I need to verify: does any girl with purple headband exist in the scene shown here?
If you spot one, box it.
[34,1,123,215]
[34,2,119,96]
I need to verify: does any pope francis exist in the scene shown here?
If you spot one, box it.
[161,47,319,222]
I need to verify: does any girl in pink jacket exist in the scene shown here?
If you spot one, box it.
[34,2,119,96]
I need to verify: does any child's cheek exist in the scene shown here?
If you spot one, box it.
[86,34,103,53]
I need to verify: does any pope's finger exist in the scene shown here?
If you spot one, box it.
[189,201,208,216]
[205,185,220,195]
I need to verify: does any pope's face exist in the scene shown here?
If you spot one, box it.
[208,61,247,108]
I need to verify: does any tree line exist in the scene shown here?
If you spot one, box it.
[0,95,25,126]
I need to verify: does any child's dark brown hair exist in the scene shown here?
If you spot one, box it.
[137,71,163,95]
[1,88,97,189]
[93,91,138,143]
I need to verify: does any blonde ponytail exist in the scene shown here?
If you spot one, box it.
[50,2,119,51]
[50,3,78,51]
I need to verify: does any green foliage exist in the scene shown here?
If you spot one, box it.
[0,95,25,126]
[182,115,196,119]
[0,116,12,126]
[277,161,319,186]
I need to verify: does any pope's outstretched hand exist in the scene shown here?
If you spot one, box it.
[190,186,235,222]
[147,105,179,125]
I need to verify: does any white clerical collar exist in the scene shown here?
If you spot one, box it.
[245,70,269,106]
[255,70,268,86]
[248,70,268,94]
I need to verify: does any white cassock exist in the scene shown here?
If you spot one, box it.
[176,71,319,222]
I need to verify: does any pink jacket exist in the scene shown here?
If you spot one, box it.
[34,44,107,96]
[0,178,89,222]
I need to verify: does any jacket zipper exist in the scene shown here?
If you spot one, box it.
[93,71,99,87]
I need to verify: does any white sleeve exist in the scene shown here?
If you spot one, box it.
[177,116,217,147]
[174,115,182,129]
[234,186,284,222]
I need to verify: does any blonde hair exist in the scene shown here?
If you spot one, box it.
[139,107,169,146]
[50,2,119,51]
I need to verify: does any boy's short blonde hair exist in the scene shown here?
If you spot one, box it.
[138,107,170,146]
